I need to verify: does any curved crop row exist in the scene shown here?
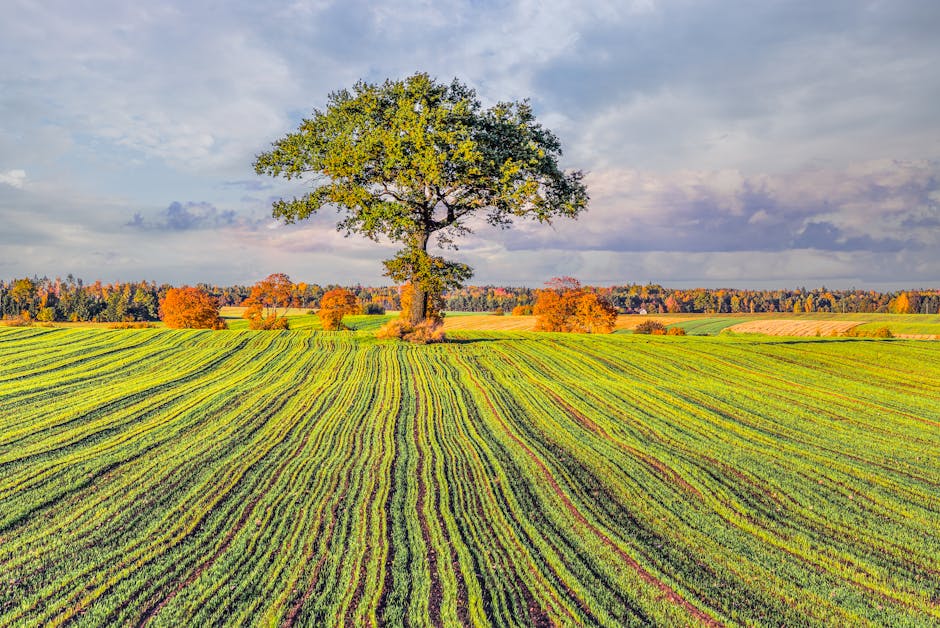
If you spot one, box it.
[0,328,937,626]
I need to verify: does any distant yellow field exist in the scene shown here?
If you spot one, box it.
[726,319,860,336]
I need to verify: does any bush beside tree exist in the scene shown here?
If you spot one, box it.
[376,283,447,343]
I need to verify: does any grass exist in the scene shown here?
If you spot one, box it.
[0,328,938,626]
[854,315,940,336]
[668,317,750,335]
[642,313,940,337]
[219,308,395,332]
[16,310,940,338]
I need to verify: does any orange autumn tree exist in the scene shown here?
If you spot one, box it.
[534,276,581,331]
[571,292,618,333]
[534,277,617,333]
[317,288,361,330]
[242,273,294,330]
[160,287,227,329]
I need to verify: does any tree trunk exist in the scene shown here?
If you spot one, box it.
[409,232,430,326]
[410,283,427,325]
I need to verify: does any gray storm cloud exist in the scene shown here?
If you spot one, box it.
[127,201,238,231]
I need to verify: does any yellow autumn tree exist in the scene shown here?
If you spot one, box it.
[569,292,617,333]
[889,292,912,314]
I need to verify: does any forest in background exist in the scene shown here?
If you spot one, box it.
[1,275,937,323]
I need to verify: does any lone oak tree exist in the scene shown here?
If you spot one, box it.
[254,73,588,325]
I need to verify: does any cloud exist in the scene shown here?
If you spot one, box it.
[443,246,940,290]
[540,2,940,171]
[487,159,939,256]
[0,169,26,188]
[1,1,938,287]
[791,222,913,252]
[0,3,298,176]
[127,201,237,231]
[222,180,273,191]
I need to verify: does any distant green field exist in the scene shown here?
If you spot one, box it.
[668,317,750,335]
[1,329,938,626]
[854,315,940,336]
[638,313,940,337]
[222,311,395,331]
[20,311,940,338]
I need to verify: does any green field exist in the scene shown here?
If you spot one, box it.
[668,318,750,335]
[1,328,938,626]
[221,311,396,331]
[853,315,940,336]
[602,313,940,337]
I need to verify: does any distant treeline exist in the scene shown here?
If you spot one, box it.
[0,276,164,322]
[2,276,937,322]
[0,277,397,323]
[187,282,940,315]
[441,285,939,315]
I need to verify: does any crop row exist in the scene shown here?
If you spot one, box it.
[0,328,937,626]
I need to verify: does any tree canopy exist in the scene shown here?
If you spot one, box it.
[242,273,294,330]
[255,73,588,325]
[317,288,361,330]
[533,277,617,334]
[160,287,227,330]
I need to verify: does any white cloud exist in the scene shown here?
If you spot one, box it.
[0,1,938,286]
[1,3,298,176]
[0,169,26,188]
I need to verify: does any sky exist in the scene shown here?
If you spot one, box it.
[1,0,938,289]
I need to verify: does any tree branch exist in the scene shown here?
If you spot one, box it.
[380,182,406,203]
